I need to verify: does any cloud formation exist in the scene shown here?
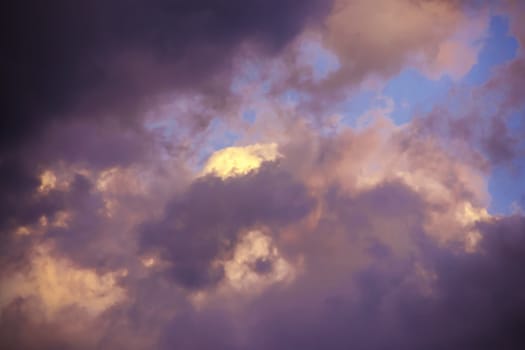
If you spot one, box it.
[1,0,332,155]
[2,1,525,349]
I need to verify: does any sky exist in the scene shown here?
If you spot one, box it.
[1,1,525,349]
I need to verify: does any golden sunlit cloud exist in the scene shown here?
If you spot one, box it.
[202,143,281,179]
[0,246,126,319]
[188,230,296,309]
[190,229,297,309]
[14,211,72,236]
[223,230,295,292]
[140,256,157,268]
[38,170,57,193]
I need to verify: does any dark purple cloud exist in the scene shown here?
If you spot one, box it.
[135,180,525,350]
[0,159,66,267]
[1,0,332,156]
[140,162,314,289]
[225,208,525,350]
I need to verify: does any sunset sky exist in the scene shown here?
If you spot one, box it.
[2,1,525,349]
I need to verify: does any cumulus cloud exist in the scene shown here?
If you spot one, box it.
[2,1,525,349]
[257,0,490,110]
[324,0,487,80]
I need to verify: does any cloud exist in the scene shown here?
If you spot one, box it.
[0,0,332,157]
[1,120,525,349]
[2,1,525,349]
[268,0,489,106]
[140,162,314,290]
[0,245,126,319]
[202,143,281,179]
[238,216,525,350]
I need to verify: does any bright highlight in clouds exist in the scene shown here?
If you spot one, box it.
[202,143,281,179]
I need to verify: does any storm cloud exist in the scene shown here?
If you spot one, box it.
[2,1,525,350]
